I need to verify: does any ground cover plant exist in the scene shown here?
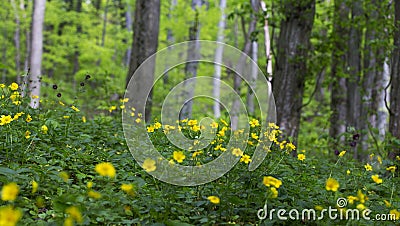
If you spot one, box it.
[0,82,399,225]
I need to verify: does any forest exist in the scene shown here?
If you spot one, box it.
[0,0,399,225]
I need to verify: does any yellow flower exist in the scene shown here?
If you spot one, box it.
[269,187,278,198]
[1,183,19,201]
[210,121,218,129]
[120,98,129,103]
[121,184,135,196]
[59,171,69,182]
[154,122,162,129]
[220,119,228,126]
[12,101,21,106]
[86,182,93,189]
[31,95,39,99]
[240,154,252,164]
[369,153,375,160]
[286,142,296,151]
[13,112,23,120]
[109,105,117,113]
[173,151,186,163]
[386,166,396,173]
[263,176,282,188]
[95,162,116,178]
[339,151,346,157]
[88,190,102,199]
[251,133,259,140]
[207,196,220,204]
[389,209,400,220]
[384,200,391,207]
[192,151,203,158]
[142,158,156,172]
[377,156,382,164]
[25,131,31,139]
[356,204,366,211]
[64,217,74,226]
[364,163,372,171]
[147,125,155,132]
[0,84,4,88]
[297,153,306,161]
[65,206,83,224]
[63,116,70,119]
[0,205,22,226]
[315,205,324,211]
[59,101,65,106]
[232,148,243,157]
[41,125,48,134]
[135,118,141,123]
[187,119,198,126]
[347,196,358,205]
[32,181,38,194]
[26,114,32,122]
[268,122,279,129]
[279,141,287,150]
[0,115,13,126]
[249,119,259,127]
[357,190,367,203]
[347,169,351,175]
[371,174,383,184]
[191,125,200,132]
[120,105,125,109]
[396,156,400,161]
[82,116,86,123]
[9,83,18,91]
[325,178,339,192]
[71,106,80,112]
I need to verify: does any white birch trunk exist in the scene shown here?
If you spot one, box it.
[29,0,46,108]
[213,0,227,118]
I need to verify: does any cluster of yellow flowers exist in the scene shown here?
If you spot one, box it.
[0,83,22,105]
[263,176,282,198]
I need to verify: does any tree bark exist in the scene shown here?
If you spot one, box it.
[389,0,400,158]
[11,0,21,83]
[272,0,316,141]
[179,0,205,120]
[126,0,160,122]
[29,0,46,108]
[212,0,227,118]
[246,40,258,115]
[231,0,259,130]
[329,0,349,140]
[163,0,178,85]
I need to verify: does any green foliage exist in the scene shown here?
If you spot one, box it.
[1,83,399,225]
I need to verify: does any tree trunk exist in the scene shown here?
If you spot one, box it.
[163,0,178,85]
[272,0,316,141]
[246,40,258,115]
[11,0,21,83]
[347,0,362,159]
[231,0,259,130]
[126,0,160,122]
[29,0,46,108]
[179,0,204,120]
[330,0,349,140]
[212,0,227,118]
[21,0,30,97]
[125,3,132,67]
[389,0,400,158]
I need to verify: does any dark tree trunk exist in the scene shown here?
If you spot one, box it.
[389,0,400,158]
[330,0,349,140]
[346,0,363,159]
[126,0,160,122]
[272,0,316,141]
